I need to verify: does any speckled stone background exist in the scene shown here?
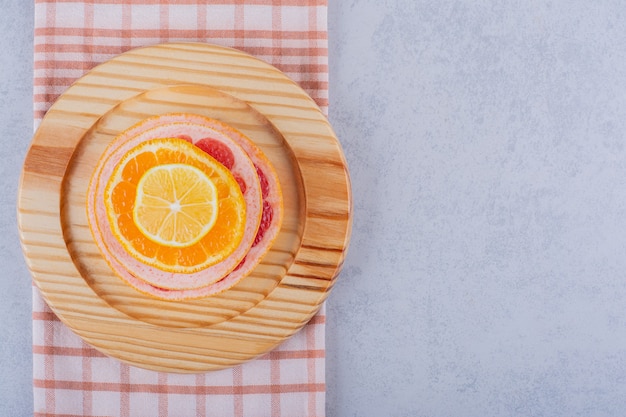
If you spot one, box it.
[4,1,626,416]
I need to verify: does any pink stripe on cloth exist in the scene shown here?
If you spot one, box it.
[31,1,328,416]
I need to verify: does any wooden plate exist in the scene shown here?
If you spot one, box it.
[18,42,351,373]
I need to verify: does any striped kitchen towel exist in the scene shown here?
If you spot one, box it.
[32,1,328,416]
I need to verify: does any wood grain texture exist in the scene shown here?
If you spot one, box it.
[18,43,351,373]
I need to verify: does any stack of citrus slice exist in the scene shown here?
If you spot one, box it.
[87,113,283,300]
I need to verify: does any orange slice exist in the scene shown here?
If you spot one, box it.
[134,163,219,247]
[104,138,246,274]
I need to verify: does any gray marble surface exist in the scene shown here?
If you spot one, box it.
[1,1,36,416]
[4,0,626,416]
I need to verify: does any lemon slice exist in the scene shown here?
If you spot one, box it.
[134,163,219,248]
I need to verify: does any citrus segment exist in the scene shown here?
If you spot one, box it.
[195,138,235,169]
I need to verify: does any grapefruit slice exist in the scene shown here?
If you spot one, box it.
[87,113,283,299]
[88,118,263,291]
